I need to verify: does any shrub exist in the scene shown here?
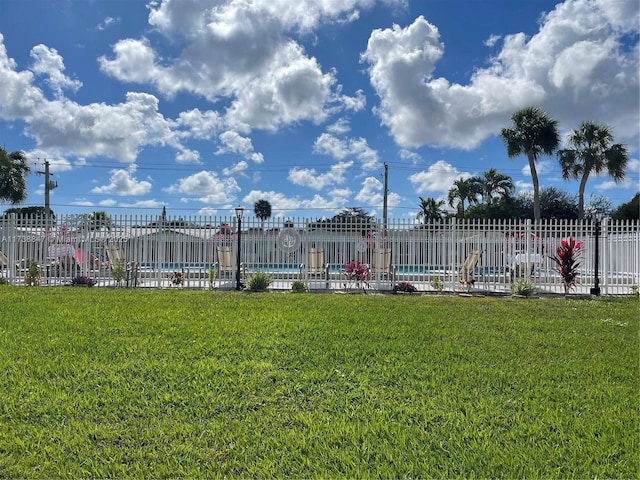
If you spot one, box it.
[207,268,218,289]
[247,271,272,291]
[429,276,443,292]
[112,264,126,285]
[24,261,41,286]
[291,281,309,293]
[393,282,418,294]
[168,271,184,286]
[344,261,370,283]
[512,278,536,297]
[549,236,584,294]
[71,275,96,287]
[0,277,9,286]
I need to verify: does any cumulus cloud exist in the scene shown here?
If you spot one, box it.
[30,44,82,97]
[314,132,381,170]
[91,165,153,196]
[288,160,354,190]
[408,160,471,194]
[100,0,379,132]
[216,130,264,163]
[362,0,639,149]
[164,170,240,204]
[242,189,349,216]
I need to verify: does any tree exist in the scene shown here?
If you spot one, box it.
[611,193,639,220]
[447,177,483,219]
[416,196,447,223]
[501,106,560,220]
[0,148,30,204]
[583,194,613,219]
[253,199,272,230]
[518,187,578,220]
[481,168,514,204]
[89,211,113,231]
[558,121,629,220]
[465,196,522,220]
[1,206,53,226]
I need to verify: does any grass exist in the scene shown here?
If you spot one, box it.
[0,288,637,478]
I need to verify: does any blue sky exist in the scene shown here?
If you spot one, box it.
[0,0,638,220]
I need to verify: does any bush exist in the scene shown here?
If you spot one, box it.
[0,277,9,286]
[429,276,443,292]
[512,278,536,297]
[71,275,97,287]
[247,271,272,291]
[112,264,126,285]
[291,281,309,293]
[207,268,218,289]
[393,282,418,294]
[24,261,41,286]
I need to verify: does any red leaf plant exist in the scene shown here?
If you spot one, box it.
[344,260,370,291]
[549,237,584,294]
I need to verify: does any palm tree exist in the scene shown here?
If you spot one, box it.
[0,148,30,204]
[416,196,446,223]
[447,177,483,219]
[558,121,628,219]
[501,106,560,220]
[481,168,514,204]
[253,199,272,231]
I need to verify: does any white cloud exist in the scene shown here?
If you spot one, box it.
[97,16,120,31]
[362,0,639,149]
[484,34,501,47]
[29,44,82,97]
[408,160,470,194]
[314,132,380,170]
[242,188,350,216]
[355,176,401,209]
[100,0,384,132]
[91,165,153,195]
[175,148,201,164]
[288,160,354,190]
[216,131,264,163]
[25,149,72,173]
[175,108,223,140]
[0,38,179,163]
[165,170,240,204]
[521,159,555,177]
[223,161,249,177]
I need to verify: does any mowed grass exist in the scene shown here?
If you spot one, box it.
[0,288,637,478]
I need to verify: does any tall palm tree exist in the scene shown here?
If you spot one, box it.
[481,168,514,204]
[253,199,272,230]
[416,196,446,223]
[0,148,30,204]
[558,121,628,220]
[501,106,560,220]
[447,177,483,219]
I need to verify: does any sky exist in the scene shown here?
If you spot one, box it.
[0,0,638,221]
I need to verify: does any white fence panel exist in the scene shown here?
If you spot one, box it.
[1,214,638,295]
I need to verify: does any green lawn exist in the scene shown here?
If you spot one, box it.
[0,288,637,478]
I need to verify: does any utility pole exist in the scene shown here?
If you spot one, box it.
[36,160,57,218]
[382,162,388,233]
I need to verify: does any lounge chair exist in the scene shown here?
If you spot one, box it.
[216,245,245,283]
[48,244,79,277]
[105,245,139,287]
[460,249,482,284]
[300,248,327,281]
[369,248,395,281]
[509,252,543,279]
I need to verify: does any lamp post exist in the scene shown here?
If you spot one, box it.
[590,216,601,296]
[235,205,244,290]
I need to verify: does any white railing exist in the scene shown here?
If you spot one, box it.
[1,214,638,295]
